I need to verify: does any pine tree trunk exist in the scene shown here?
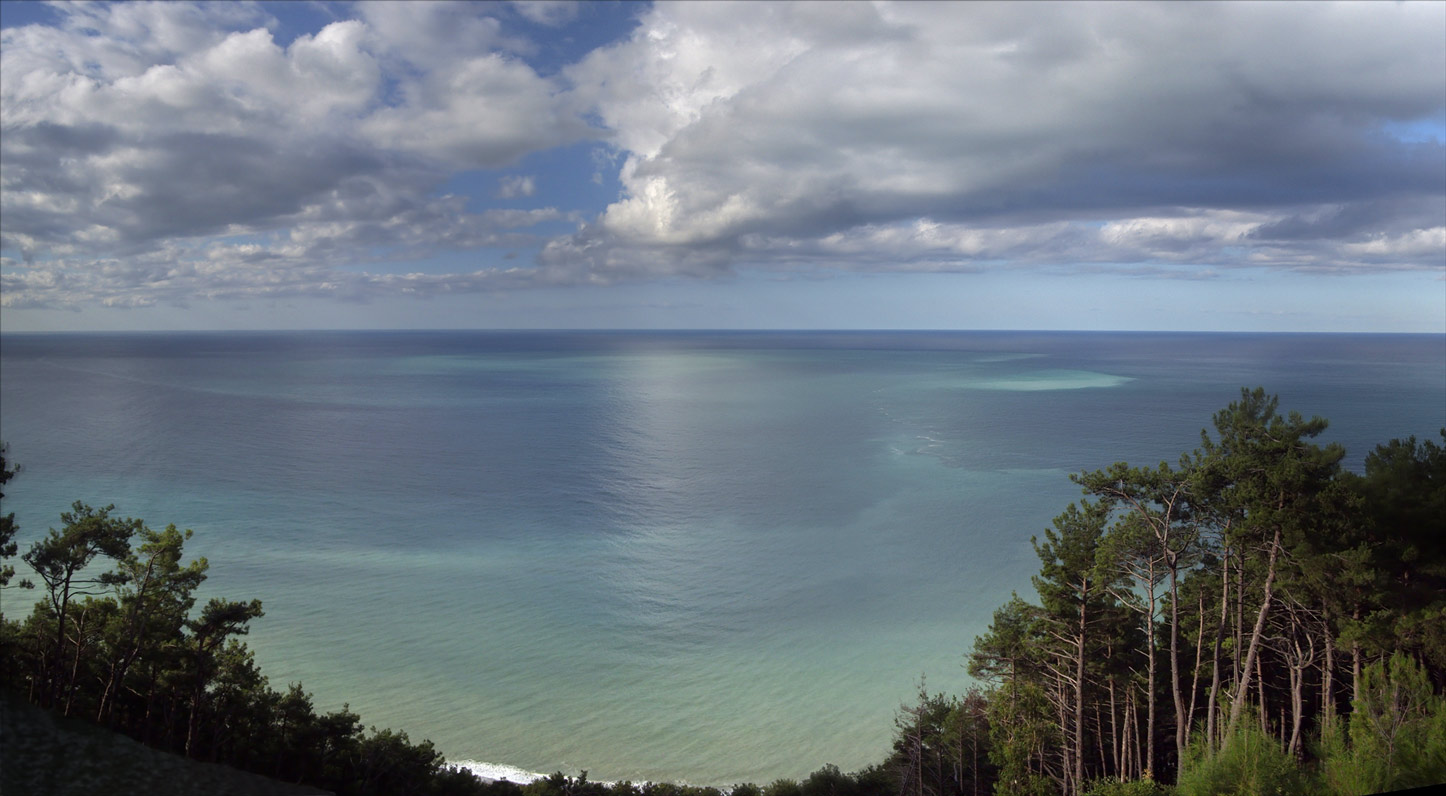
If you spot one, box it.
[1169,563,1186,768]
[1064,677,1075,793]
[1122,688,1133,781]
[1323,627,1337,735]
[1235,558,1245,698]
[1075,596,1086,794]
[1208,547,1229,750]
[48,589,71,709]
[97,663,118,724]
[1132,687,1144,779]
[64,613,85,716]
[1187,589,1206,746]
[186,696,200,758]
[971,724,981,796]
[1109,676,1122,780]
[1095,703,1108,783]
[1257,654,1268,735]
[1288,661,1304,758]
[1351,604,1363,706]
[1146,566,1157,779]
[1225,526,1282,745]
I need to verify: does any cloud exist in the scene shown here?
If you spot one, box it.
[511,1,582,28]
[2,0,1443,314]
[360,53,592,168]
[0,197,573,310]
[497,175,537,198]
[548,0,1446,278]
[0,1,600,308]
[353,0,528,67]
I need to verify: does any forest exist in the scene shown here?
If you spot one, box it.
[1,387,1443,796]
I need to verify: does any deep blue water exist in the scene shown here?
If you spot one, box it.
[1,331,1442,783]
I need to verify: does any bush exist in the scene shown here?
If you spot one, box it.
[761,779,801,796]
[1320,653,1446,795]
[1082,778,1173,796]
[1175,720,1318,796]
[849,764,893,796]
[799,765,856,796]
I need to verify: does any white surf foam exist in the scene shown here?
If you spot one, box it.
[449,760,548,784]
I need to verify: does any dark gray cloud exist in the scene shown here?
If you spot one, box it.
[1,0,1443,313]
[558,1,1445,277]
[1,1,595,308]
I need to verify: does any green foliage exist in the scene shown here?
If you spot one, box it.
[761,778,802,796]
[848,764,894,796]
[0,498,494,796]
[1174,720,1318,796]
[986,681,1056,796]
[1320,652,1446,794]
[349,727,445,796]
[888,685,994,796]
[0,444,21,591]
[639,781,723,796]
[23,502,139,593]
[967,391,1446,792]
[1031,500,1118,621]
[1080,779,1173,796]
[967,595,1040,684]
[1340,433,1446,676]
[1193,387,1345,556]
[19,502,144,709]
[799,764,857,796]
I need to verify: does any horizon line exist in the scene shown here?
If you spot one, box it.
[1,327,1441,337]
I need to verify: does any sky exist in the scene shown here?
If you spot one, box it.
[1,0,1443,333]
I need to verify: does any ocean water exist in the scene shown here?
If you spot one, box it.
[0,331,1442,784]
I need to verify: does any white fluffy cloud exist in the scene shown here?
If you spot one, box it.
[362,53,587,167]
[551,0,1446,278]
[1,1,589,308]
[511,1,581,28]
[497,175,538,198]
[2,0,1443,313]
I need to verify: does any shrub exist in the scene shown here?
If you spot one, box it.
[1175,719,1319,796]
[1082,778,1174,796]
[1320,653,1446,794]
[761,779,801,796]
[799,764,857,796]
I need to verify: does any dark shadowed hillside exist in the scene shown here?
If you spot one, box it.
[0,692,332,796]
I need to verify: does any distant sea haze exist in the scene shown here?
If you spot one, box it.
[1,331,1442,784]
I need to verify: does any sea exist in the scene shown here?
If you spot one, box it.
[0,330,1441,785]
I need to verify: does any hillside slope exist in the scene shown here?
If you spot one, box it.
[1,692,332,796]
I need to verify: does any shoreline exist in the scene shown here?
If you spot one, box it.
[450,760,546,785]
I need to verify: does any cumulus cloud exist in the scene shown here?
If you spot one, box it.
[511,1,582,28]
[2,0,1443,313]
[1,0,591,308]
[497,175,538,198]
[361,53,590,168]
[553,0,1446,278]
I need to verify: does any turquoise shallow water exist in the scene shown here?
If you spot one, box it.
[1,331,1442,784]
